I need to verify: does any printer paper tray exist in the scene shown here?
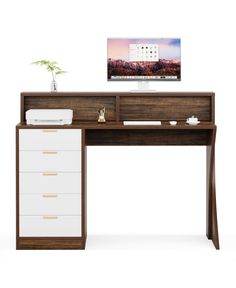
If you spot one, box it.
[27,120,72,125]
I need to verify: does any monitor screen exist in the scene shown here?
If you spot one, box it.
[107,38,181,81]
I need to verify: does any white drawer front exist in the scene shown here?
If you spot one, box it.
[19,129,81,150]
[20,215,81,236]
[20,194,81,215]
[20,172,81,194]
[20,151,81,172]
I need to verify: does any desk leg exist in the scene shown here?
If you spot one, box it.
[206,129,220,249]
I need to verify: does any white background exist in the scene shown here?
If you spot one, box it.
[0,0,236,287]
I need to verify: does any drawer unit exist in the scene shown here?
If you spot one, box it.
[20,215,81,237]
[20,172,81,194]
[17,127,84,246]
[19,129,81,150]
[19,150,81,172]
[20,193,81,215]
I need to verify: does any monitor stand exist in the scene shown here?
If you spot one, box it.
[130,81,156,92]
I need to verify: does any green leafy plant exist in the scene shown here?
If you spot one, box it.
[31,59,67,82]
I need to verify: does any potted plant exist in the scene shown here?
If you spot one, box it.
[31,60,67,92]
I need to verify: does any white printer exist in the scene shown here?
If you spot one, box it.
[26,109,73,125]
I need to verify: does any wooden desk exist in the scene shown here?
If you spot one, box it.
[16,92,219,249]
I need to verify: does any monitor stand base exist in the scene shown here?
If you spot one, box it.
[130,89,157,93]
[130,81,156,92]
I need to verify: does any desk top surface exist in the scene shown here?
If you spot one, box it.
[17,121,216,130]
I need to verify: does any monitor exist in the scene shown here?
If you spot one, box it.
[107,38,181,83]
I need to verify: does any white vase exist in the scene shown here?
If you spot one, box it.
[51,80,57,92]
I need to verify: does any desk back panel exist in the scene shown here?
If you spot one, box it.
[86,129,211,146]
[120,95,213,121]
[21,92,214,123]
[22,95,116,121]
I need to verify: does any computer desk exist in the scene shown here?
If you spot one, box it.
[16,92,219,249]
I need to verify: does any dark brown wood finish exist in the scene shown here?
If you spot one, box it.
[22,95,116,122]
[17,121,216,130]
[206,128,219,249]
[17,237,86,249]
[85,129,212,146]
[21,92,215,123]
[211,92,215,123]
[120,95,212,121]
[17,91,219,249]
[116,95,120,122]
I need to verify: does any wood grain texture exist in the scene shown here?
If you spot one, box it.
[17,237,86,249]
[206,128,219,249]
[18,91,219,249]
[120,96,212,121]
[16,122,216,130]
[116,95,120,122]
[23,96,116,122]
[21,92,215,123]
[86,129,211,146]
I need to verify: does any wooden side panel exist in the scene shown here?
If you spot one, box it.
[206,128,219,249]
[81,129,87,241]
[120,96,212,121]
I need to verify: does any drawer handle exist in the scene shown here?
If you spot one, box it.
[42,172,58,176]
[42,151,58,154]
[43,194,58,198]
[42,129,58,133]
[43,216,58,220]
